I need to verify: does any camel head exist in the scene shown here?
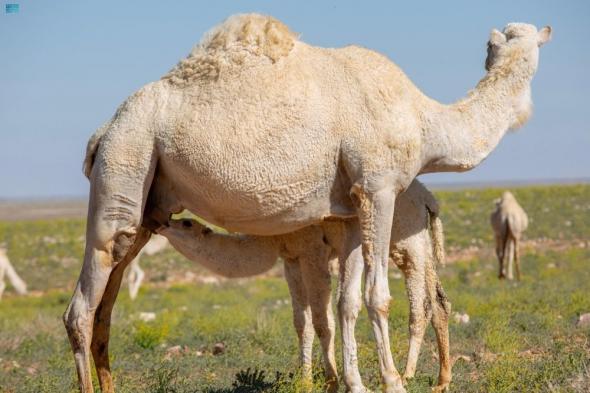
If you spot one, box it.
[501,191,516,202]
[484,23,552,129]
[163,218,213,238]
[485,23,552,72]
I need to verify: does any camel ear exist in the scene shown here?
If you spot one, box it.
[489,29,506,46]
[537,26,552,46]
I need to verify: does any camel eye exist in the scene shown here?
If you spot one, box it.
[182,219,193,228]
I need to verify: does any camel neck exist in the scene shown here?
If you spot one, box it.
[418,55,534,174]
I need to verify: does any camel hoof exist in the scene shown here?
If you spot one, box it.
[401,374,414,386]
[431,383,450,393]
[347,387,372,393]
[385,386,407,393]
[325,379,339,393]
[385,381,407,393]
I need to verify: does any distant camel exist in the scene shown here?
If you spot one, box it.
[0,247,28,300]
[127,235,169,300]
[159,180,451,392]
[490,191,528,280]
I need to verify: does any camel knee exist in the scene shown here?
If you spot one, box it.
[338,294,362,321]
[364,290,391,318]
[435,283,450,312]
[63,297,93,349]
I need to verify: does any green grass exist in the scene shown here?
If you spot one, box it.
[0,184,589,392]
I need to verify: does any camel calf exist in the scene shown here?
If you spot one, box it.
[490,191,528,280]
[158,180,451,392]
[0,248,28,300]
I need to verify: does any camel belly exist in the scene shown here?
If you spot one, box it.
[171,179,335,235]
[157,140,346,235]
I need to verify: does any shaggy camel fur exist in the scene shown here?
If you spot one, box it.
[0,248,28,300]
[64,14,551,393]
[159,180,450,392]
[127,235,168,299]
[490,191,528,280]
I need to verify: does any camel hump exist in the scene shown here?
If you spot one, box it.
[202,14,296,59]
[163,14,297,85]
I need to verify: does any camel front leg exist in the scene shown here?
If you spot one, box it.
[338,236,366,392]
[495,235,505,279]
[91,228,151,393]
[284,259,315,383]
[352,183,405,393]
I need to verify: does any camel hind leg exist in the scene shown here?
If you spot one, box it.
[398,250,429,383]
[63,142,156,392]
[504,237,515,280]
[0,261,5,300]
[91,228,151,392]
[514,237,522,281]
[430,280,451,392]
[495,233,505,279]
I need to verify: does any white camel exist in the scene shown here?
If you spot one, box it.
[490,191,528,280]
[126,235,169,300]
[159,180,450,392]
[0,247,28,300]
[63,14,551,393]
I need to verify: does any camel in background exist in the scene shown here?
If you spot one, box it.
[491,191,529,280]
[126,235,168,300]
[0,247,28,300]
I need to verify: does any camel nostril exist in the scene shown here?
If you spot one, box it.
[182,220,193,228]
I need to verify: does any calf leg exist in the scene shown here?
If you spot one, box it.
[431,281,451,392]
[399,254,429,382]
[300,253,338,392]
[284,259,315,381]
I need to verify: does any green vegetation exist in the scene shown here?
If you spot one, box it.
[0,184,589,392]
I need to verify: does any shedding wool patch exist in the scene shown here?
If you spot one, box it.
[163,14,297,85]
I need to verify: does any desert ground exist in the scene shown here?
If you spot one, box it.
[0,184,589,392]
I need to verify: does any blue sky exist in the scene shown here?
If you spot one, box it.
[0,1,588,198]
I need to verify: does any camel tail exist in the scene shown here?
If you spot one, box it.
[1,257,27,295]
[83,124,109,178]
[426,202,446,268]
